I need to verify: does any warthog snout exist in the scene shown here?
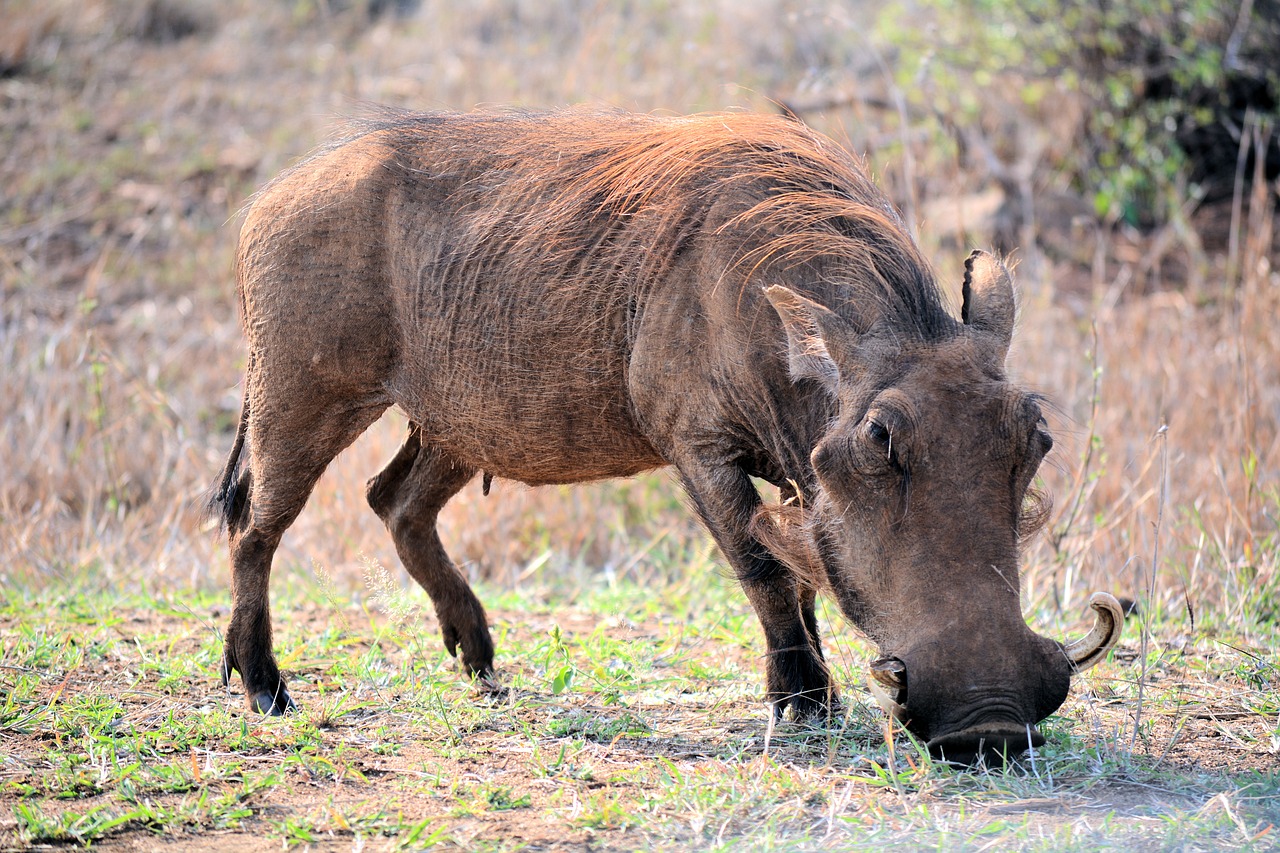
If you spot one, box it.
[868,592,1125,762]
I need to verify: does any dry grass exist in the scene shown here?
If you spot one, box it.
[4,0,1275,615]
[1,1,1278,848]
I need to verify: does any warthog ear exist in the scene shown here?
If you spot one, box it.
[961,250,1015,365]
[763,285,859,394]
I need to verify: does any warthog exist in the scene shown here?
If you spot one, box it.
[210,108,1122,761]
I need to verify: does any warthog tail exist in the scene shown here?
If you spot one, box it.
[205,392,249,534]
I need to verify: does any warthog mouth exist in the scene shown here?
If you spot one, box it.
[869,674,1045,764]
[926,722,1046,765]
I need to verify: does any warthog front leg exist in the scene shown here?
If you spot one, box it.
[674,456,835,721]
[367,424,496,681]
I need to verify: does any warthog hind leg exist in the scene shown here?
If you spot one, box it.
[222,392,386,715]
[367,423,496,681]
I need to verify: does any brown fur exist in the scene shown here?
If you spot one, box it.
[211,108,1073,755]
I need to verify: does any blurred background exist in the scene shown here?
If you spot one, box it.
[2,0,1276,636]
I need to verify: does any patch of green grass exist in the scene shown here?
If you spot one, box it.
[544,707,652,741]
[15,802,152,846]
[1,569,1277,850]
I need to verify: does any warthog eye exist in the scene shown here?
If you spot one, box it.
[866,419,890,446]
[1034,415,1053,453]
[860,414,907,474]
[1036,428,1054,455]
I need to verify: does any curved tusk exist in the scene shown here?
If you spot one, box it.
[869,657,906,690]
[868,657,908,721]
[1064,592,1125,672]
[867,675,907,721]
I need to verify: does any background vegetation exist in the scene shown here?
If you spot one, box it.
[1,0,1276,849]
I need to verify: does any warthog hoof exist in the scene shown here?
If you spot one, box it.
[439,603,496,679]
[775,692,841,724]
[472,671,509,702]
[768,647,838,722]
[249,684,298,716]
[221,653,296,715]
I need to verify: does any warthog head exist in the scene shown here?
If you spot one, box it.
[766,252,1122,761]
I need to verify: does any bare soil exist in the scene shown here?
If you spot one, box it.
[1,599,1275,851]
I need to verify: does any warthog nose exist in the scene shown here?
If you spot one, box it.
[926,723,1046,765]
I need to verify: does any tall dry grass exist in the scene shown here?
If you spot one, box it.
[2,0,1275,642]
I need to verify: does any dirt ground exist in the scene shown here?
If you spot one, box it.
[1,598,1276,851]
